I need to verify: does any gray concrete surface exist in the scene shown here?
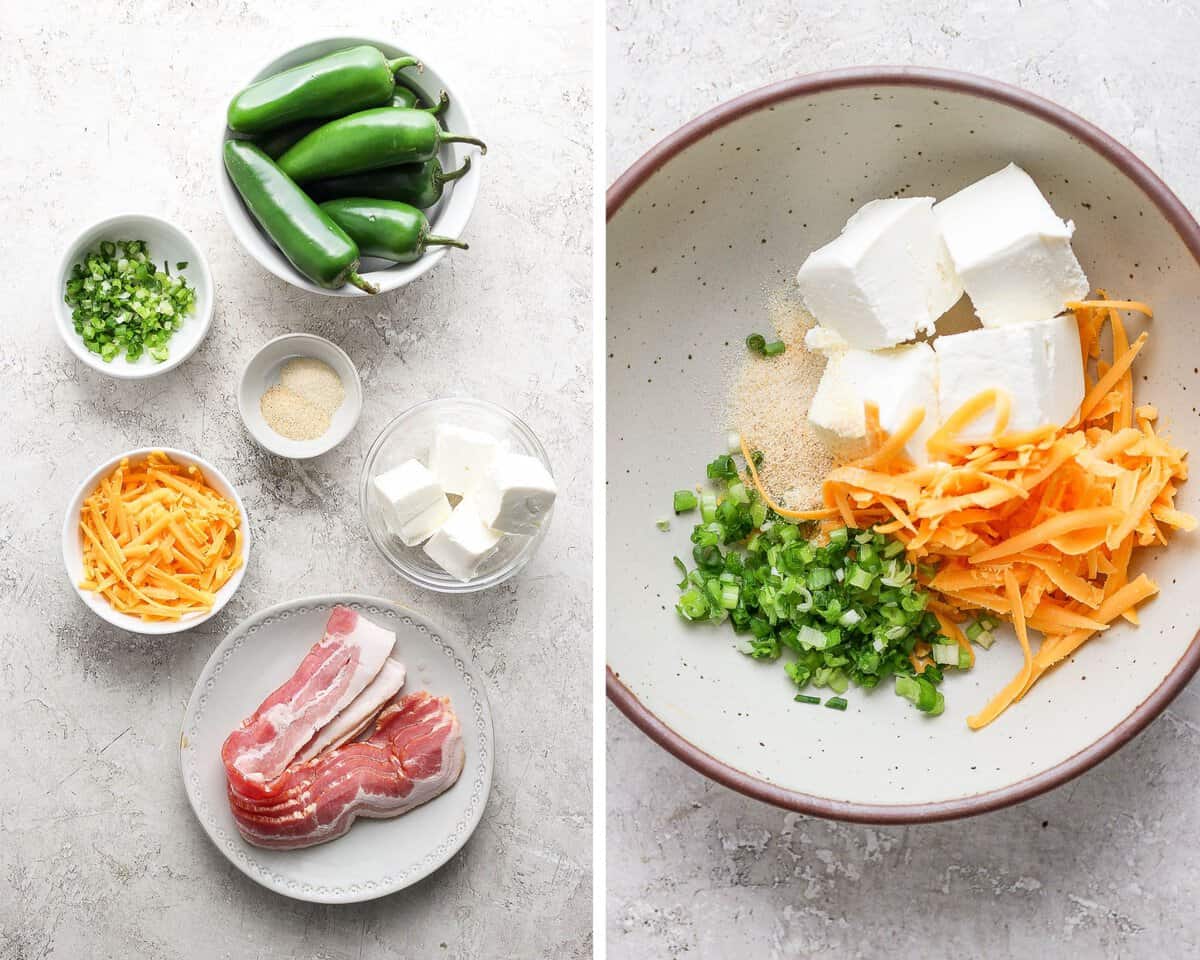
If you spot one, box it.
[607,2,1200,957]
[0,3,591,958]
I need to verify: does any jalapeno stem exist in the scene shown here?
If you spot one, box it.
[425,235,469,250]
[348,272,380,294]
[428,90,450,117]
[386,56,423,75]
[441,133,488,155]
[437,155,472,186]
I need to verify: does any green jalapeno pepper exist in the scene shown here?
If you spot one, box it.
[278,108,486,183]
[319,198,467,263]
[255,91,450,159]
[306,155,470,209]
[392,87,449,112]
[223,140,378,293]
[227,45,422,135]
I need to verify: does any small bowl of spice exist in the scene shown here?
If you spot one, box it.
[237,333,363,458]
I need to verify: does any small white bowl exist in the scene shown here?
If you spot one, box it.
[217,36,481,297]
[62,447,251,635]
[238,333,363,458]
[53,214,214,379]
[359,398,554,593]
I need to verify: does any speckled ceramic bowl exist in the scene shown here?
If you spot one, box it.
[607,67,1200,822]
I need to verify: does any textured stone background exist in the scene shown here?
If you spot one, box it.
[0,2,591,958]
[608,2,1200,958]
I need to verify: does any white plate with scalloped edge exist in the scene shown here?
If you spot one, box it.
[180,594,494,903]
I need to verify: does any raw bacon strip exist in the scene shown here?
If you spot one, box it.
[221,606,396,799]
[294,657,407,763]
[228,691,465,849]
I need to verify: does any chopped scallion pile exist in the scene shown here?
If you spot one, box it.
[672,450,970,715]
[64,239,196,363]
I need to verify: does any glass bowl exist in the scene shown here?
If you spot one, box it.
[359,398,554,593]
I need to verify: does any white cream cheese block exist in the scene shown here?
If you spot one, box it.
[934,314,1085,442]
[423,496,503,581]
[373,459,451,545]
[396,497,452,547]
[429,424,501,496]
[475,452,557,535]
[796,197,963,350]
[807,342,940,465]
[934,163,1089,328]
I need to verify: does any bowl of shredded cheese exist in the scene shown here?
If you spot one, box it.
[237,333,363,458]
[62,448,251,635]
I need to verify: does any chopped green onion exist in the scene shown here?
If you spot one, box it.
[794,694,821,705]
[678,589,710,621]
[895,676,920,704]
[673,489,698,513]
[930,643,960,666]
[965,620,984,642]
[847,566,875,591]
[795,624,832,650]
[63,238,196,363]
[672,469,960,716]
[745,333,767,354]
[825,696,848,711]
[807,567,834,590]
[958,647,973,670]
[762,340,786,356]
[672,556,688,589]
[720,583,740,610]
[706,455,738,481]
[727,431,742,454]
[975,630,996,650]
[656,518,670,532]
[915,676,939,711]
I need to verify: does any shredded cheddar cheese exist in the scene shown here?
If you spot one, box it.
[78,451,243,620]
[816,298,1190,728]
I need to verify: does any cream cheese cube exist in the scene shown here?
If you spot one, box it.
[934,314,1084,442]
[807,342,939,465]
[796,197,963,350]
[934,163,1089,328]
[396,497,452,547]
[373,460,450,541]
[475,453,558,535]
[423,497,503,581]
[429,424,501,496]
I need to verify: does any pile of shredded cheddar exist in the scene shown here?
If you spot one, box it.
[746,298,1194,729]
[79,451,244,621]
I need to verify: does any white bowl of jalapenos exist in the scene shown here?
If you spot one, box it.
[217,37,483,297]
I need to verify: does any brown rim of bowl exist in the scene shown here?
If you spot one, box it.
[606,65,1200,824]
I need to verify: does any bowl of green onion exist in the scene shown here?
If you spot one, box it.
[53,214,214,379]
